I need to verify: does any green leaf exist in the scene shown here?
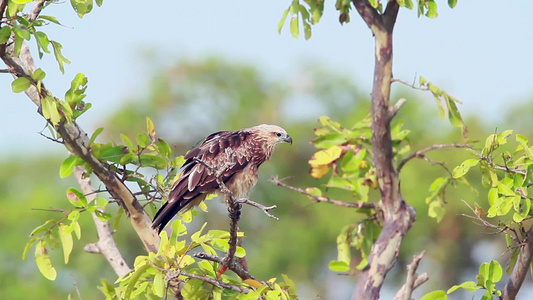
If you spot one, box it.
[336,225,351,264]
[278,8,290,34]
[425,0,438,18]
[124,263,151,299]
[448,0,457,8]
[447,281,480,293]
[12,77,31,93]
[290,15,299,38]
[35,31,51,58]
[0,26,11,44]
[66,187,88,207]
[497,181,515,197]
[31,68,46,82]
[39,15,62,25]
[35,241,57,280]
[428,200,445,222]
[420,290,447,300]
[22,237,39,260]
[89,127,104,146]
[41,96,62,125]
[30,219,56,236]
[452,159,479,178]
[70,0,93,18]
[328,260,350,272]
[479,260,503,284]
[152,271,165,297]
[60,155,81,178]
[58,224,73,264]
[51,41,71,74]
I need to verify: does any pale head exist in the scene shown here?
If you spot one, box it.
[249,124,293,146]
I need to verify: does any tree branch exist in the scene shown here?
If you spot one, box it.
[397,143,471,172]
[0,41,159,253]
[194,252,258,282]
[236,198,279,220]
[502,225,533,300]
[351,1,416,299]
[393,251,427,300]
[351,0,383,34]
[270,176,375,210]
[73,166,132,277]
[168,269,250,294]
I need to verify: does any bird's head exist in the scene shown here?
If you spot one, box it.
[252,124,293,146]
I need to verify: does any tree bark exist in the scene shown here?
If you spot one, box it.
[351,1,416,299]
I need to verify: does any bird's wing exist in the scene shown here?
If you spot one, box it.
[152,130,252,232]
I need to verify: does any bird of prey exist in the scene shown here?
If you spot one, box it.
[152,124,292,233]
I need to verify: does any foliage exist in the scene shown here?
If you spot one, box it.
[3,0,533,299]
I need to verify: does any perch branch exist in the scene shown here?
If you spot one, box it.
[270,176,375,210]
[236,198,278,220]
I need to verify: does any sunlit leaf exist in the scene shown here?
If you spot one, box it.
[12,77,31,93]
[35,241,57,280]
[58,224,73,264]
[420,290,447,300]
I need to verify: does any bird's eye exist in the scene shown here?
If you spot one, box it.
[276,132,282,137]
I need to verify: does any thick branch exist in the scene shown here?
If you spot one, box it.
[351,2,415,299]
[351,0,383,34]
[502,225,533,300]
[0,41,159,253]
[270,176,375,210]
[74,166,131,277]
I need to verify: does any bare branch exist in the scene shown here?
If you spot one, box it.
[393,251,427,300]
[74,166,132,277]
[394,273,429,300]
[397,143,471,172]
[270,176,375,210]
[389,98,406,119]
[391,78,429,91]
[236,198,278,220]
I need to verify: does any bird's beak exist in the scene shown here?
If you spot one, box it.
[282,134,293,145]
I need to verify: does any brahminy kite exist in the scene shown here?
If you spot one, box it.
[152,124,292,232]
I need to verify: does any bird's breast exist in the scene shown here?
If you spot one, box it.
[227,164,259,198]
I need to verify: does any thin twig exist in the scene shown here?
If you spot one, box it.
[398,143,471,172]
[236,198,279,220]
[168,269,250,294]
[71,274,83,300]
[270,176,375,209]
[391,78,429,91]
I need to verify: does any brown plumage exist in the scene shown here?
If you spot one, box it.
[152,124,292,233]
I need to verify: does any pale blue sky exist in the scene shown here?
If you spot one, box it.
[1,0,532,156]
